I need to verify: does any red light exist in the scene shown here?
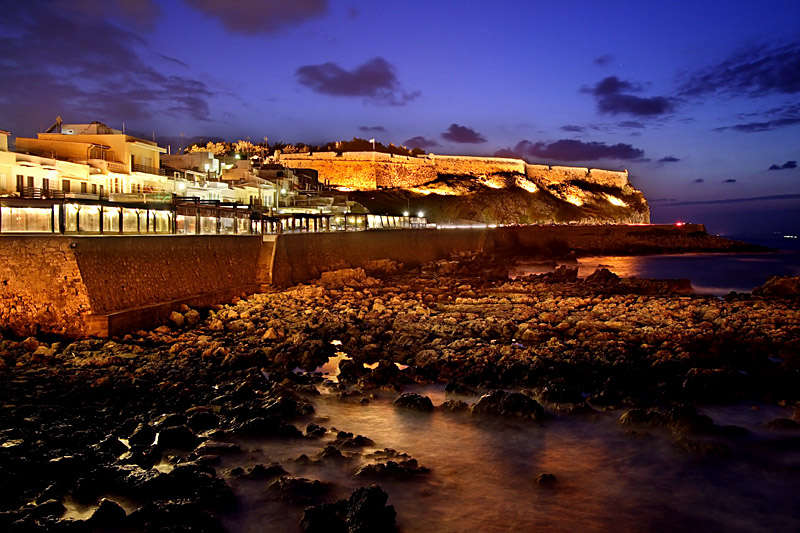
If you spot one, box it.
[675,222,685,226]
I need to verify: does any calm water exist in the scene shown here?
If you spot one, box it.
[511,247,800,296]
[216,384,800,533]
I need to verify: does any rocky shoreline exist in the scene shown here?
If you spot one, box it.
[1,253,799,531]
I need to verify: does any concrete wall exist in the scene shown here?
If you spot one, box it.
[270,229,489,287]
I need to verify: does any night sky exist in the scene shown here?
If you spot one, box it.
[1,0,798,235]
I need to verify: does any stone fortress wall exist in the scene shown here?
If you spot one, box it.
[277,151,629,190]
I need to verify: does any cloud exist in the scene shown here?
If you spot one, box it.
[680,39,800,98]
[768,160,797,170]
[0,1,214,137]
[715,117,800,133]
[495,139,644,162]
[359,125,386,132]
[185,0,328,34]
[583,76,674,116]
[561,125,585,133]
[693,178,705,183]
[441,124,487,143]
[403,136,439,149]
[662,194,800,207]
[723,179,737,183]
[618,121,646,129]
[594,54,614,67]
[659,156,680,163]
[296,57,420,105]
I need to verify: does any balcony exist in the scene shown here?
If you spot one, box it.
[18,187,66,199]
[131,163,166,176]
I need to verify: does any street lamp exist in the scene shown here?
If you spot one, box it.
[403,211,409,217]
[417,211,424,218]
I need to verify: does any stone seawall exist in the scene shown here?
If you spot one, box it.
[0,235,264,337]
[270,229,489,288]
[277,151,630,190]
[1,224,735,338]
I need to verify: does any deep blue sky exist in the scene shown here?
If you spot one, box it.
[1,0,798,235]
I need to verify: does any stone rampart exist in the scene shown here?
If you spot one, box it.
[270,229,489,287]
[277,151,630,190]
[0,235,264,337]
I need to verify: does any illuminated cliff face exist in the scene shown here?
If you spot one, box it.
[278,151,649,225]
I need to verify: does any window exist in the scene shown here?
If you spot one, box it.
[99,185,104,197]
[81,182,87,193]
[17,175,23,192]
[27,176,34,187]
[43,178,50,191]
[62,179,70,192]
[91,184,97,194]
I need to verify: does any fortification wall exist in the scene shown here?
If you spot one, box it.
[0,236,93,337]
[431,155,526,177]
[270,229,489,287]
[0,235,264,337]
[278,151,630,190]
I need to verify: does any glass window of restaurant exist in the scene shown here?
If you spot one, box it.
[122,208,139,233]
[1,205,57,233]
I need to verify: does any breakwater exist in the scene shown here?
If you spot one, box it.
[0,224,739,337]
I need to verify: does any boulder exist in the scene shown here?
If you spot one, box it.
[393,392,434,412]
[753,276,800,297]
[471,390,545,420]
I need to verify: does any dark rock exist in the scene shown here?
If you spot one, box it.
[445,381,479,396]
[335,434,375,448]
[128,500,225,532]
[354,458,429,480]
[763,418,800,430]
[346,484,396,533]
[619,405,714,435]
[301,500,348,533]
[188,411,220,432]
[88,498,127,527]
[234,417,303,438]
[155,413,188,429]
[585,268,620,285]
[753,276,800,297]
[306,423,327,437]
[536,473,557,486]
[128,423,156,447]
[157,425,197,450]
[440,399,469,412]
[239,462,287,480]
[266,477,331,504]
[471,390,545,420]
[30,499,66,519]
[195,440,241,455]
[393,392,434,412]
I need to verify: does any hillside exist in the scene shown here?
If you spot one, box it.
[350,172,649,225]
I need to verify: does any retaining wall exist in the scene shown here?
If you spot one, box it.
[270,229,489,287]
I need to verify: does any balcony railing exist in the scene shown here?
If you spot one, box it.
[131,163,166,176]
[18,187,66,199]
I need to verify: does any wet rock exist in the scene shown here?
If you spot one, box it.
[232,462,288,480]
[440,399,469,412]
[188,411,220,433]
[445,381,479,396]
[619,405,714,436]
[29,498,66,519]
[168,311,185,328]
[763,418,800,430]
[393,392,434,412]
[234,417,303,438]
[155,412,188,429]
[156,425,197,450]
[301,500,348,533]
[306,423,327,437]
[536,473,557,486]
[128,500,225,532]
[354,458,429,480]
[471,390,545,420]
[753,276,800,297]
[128,422,156,447]
[184,309,201,326]
[674,437,731,458]
[88,498,127,527]
[335,432,375,448]
[586,268,620,285]
[318,268,367,289]
[266,476,331,504]
[346,484,397,533]
[195,440,241,455]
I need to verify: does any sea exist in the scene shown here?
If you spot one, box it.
[510,233,800,296]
